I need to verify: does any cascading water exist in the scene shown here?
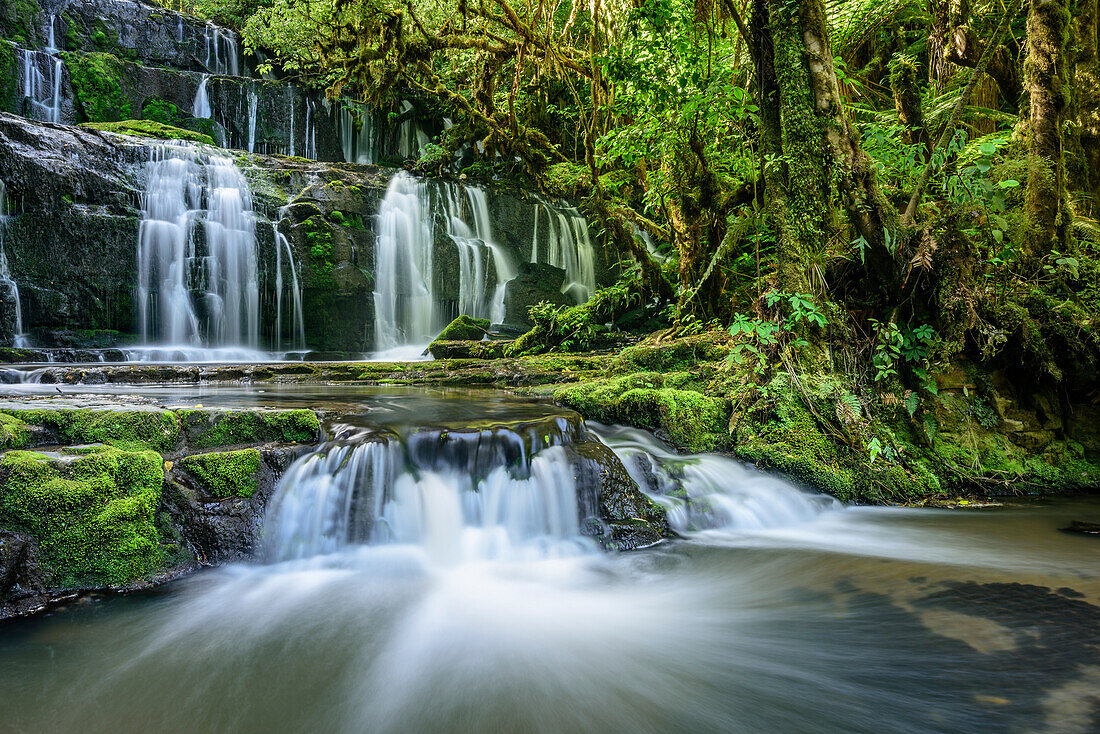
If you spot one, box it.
[531,199,597,302]
[286,85,295,157]
[304,99,317,160]
[373,172,435,351]
[192,74,212,119]
[0,181,27,348]
[246,86,259,153]
[271,211,306,351]
[396,100,430,159]
[19,47,63,124]
[372,173,598,351]
[136,145,261,357]
[203,23,239,76]
[338,103,375,164]
[264,418,594,564]
[592,423,841,534]
[441,183,515,322]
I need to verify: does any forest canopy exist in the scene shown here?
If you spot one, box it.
[159,0,1097,399]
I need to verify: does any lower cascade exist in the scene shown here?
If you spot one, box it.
[264,417,594,563]
[137,145,260,354]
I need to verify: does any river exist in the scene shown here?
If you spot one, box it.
[0,384,1097,733]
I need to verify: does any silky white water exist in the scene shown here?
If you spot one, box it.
[0,181,27,347]
[137,145,259,351]
[192,74,212,119]
[0,387,1096,734]
[373,172,436,349]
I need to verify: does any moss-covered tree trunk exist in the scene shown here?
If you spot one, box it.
[751,0,900,297]
[1071,0,1100,213]
[1022,0,1072,257]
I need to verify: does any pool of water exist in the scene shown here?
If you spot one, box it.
[0,384,1097,733]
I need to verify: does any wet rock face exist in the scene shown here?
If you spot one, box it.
[571,437,671,550]
[0,529,46,602]
[164,446,299,563]
[503,262,571,328]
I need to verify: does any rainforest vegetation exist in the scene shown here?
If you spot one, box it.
[121,0,1100,498]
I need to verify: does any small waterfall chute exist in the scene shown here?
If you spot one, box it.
[192,74,212,119]
[264,421,594,564]
[373,172,435,350]
[592,423,841,535]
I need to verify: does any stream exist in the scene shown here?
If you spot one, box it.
[0,384,1098,733]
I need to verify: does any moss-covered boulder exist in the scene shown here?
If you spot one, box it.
[178,449,263,498]
[556,373,729,452]
[5,407,181,452]
[436,315,491,342]
[178,408,320,449]
[0,447,166,589]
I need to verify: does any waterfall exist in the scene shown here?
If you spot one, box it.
[373,172,435,350]
[532,199,597,302]
[192,74,212,119]
[264,423,592,564]
[272,213,306,351]
[246,86,259,153]
[137,145,260,351]
[286,85,295,157]
[203,24,240,76]
[372,173,599,349]
[45,14,58,53]
[304,99,317,160]
[0,182,27,348]
[19,48,63,124]
[440,183,514,322]
[592,423,841,534]
[396,100,429,159]
[338,103,375,164]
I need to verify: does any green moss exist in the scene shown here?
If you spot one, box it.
[304,217,335,288]
[0,448,165,587]
[179,408,320,449]
[0,41,16,109]
[8,408,181,452]
[63,52,131,123]
[556,374,728,451]
[179,449,263,498]
[0,411,29,449]
[544,162,592,198]
[82,119,214,144]
[435,315,490,342]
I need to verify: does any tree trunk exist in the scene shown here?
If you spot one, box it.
[1071,0,1100,214]
[752,0,900,297]
[1022,0,1073,258]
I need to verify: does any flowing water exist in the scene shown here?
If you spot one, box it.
[0,383,1096,733]
[137,145,260,353]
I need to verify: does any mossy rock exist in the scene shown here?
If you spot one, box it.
[82,119,214,145]
[0,412,30,450]
[178,408,320,449]
[618,333,731,373]
[428,340,506,359]
[178,449,263,498]
[63,51,131,122]
[7,408,180,452]
[0,447,166,588]
[556,374,728,452]
[435,315,491,342]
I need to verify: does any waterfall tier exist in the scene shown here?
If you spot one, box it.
[372,171,597,351]
[262,409,667,562]
[137,145,260,350]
